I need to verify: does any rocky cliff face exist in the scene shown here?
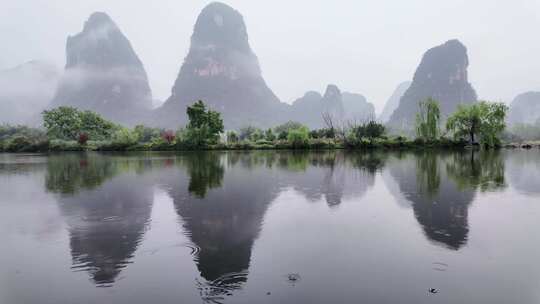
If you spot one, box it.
[0,61,60,125]
[387,40,477,131]
[379,81,411,123]
[156,2,287,129]
[508,91,540,125]
[50,12,152,125]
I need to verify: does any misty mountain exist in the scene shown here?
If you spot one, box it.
[50,12,152,126]
[342,92,376,122]
[0,61,60,125]
[508,91,540,126]
[290,85,375,129]
[290,85,343,129]
[379,81,411,123]
[387,40,477,132]
[155,2,288,129]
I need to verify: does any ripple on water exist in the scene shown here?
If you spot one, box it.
[196,271,248,303]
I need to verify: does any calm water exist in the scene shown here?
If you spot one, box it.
[1,150,540,304]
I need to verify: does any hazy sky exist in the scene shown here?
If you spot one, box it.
[2,0,540,112]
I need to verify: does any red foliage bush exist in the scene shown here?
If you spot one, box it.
[162,130,176,144]
[78,132,89,145]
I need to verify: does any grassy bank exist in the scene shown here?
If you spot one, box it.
[0,136,479,153]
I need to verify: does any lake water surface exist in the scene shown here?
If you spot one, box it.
[1,150,540,304]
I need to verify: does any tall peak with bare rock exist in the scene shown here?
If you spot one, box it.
[50,12,152,125]
[156,2,287,129]
[387,40,477,132]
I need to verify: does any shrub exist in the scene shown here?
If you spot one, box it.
[352,121,386,140]
[111,128,138,148]
[249,129,263,141]
[78,133,89,145]
[161,130,176,144]
[227,131,239,143]
[265,128,276,141]
[49,139,83,151]
[134,125,162,143]
[287,126,310,148]
[278,130,288,140]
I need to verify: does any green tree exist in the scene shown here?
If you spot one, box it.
[134,125,162,143]
[287,126,310,148]
[265,128,276,141]
[446,101,508,147]
[185,100,224,146]
[112,127,138,146]
[238,126,258,141]
[79,110,116,139]
[226,131,239,143]
[352,121,385,140]
[415,98,441,140]
[250,128,264,141]
[274,121,305,134]
[42,106,82,139]
[42,106,115,140]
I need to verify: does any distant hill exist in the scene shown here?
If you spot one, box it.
[0,61,60,125]
[379,81,411,123]
[342,92,376,123]
[50,12,152,126]
[387,40,477,132]
[290,85,375,129]
[508,91,540,126]
[155,2,288,129]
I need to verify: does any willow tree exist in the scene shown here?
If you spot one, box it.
[415,98,441,140]
[446,101,508,147]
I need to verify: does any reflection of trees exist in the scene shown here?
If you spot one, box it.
[446,150,506,192]
[44,153,155,195]
[180,152,224,198]
[45,154,118,194]
[47,155,154,287]
[347,151,387,174]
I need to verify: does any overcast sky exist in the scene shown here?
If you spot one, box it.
[2,0,540,112]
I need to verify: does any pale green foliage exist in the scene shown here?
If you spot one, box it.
[287,126,310,147]
[446,101,508,147]
[415,98,441,140]
[274,121,305,134]
[112,127,138,146]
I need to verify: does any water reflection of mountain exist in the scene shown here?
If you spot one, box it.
[384,152,475,250]
[42,151,384,293]
[161,151,382,300]
[160,152,281,299]
[276,152,382,207]
[506,150,540,196]
[46,154,154,287]
[384,151,506,250]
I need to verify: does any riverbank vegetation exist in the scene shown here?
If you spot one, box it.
[0,98,524,153]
